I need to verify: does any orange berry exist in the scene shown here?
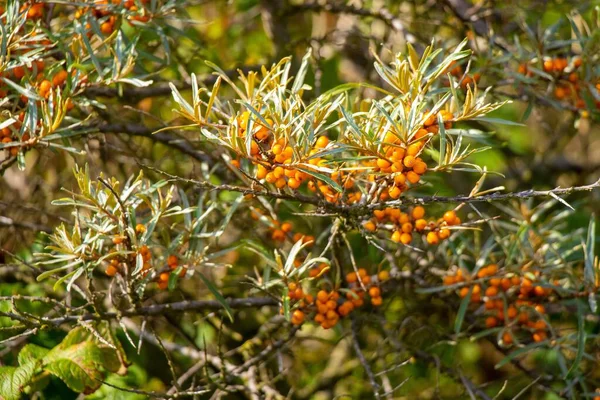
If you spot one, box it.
[317,290,328,303]
[485,316,498,328]
[378,270,390,282]
[158,280,168,290]
[371,296,382,306]
[105,264,118,276]
[52,70,68,87]
[377,158,391,169]
[391,230,402,243]
[412,206,425,219]
[112,236,125,245]
[368,287,381,297]
[485,286,498,297]
[315,136,329,148]
[135,223,146,234]
[401,222,413,233]
[363,221,376,232]
[414,219,427,231]
[403,155,416,168]
[291,310,305,325]
[281,222,293,232]
[502,332,513,345]
[532,331,547,342]
[406,171,420,184]
[412,161,427,175]
[388,186,401,199]
[426,231,439,245]
[400,232,412,244]
[443,210,457,225]
[459,287,470,298]
[438,228,450,239]
[167,255,178,268]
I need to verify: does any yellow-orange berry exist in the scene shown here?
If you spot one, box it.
[426,231,439,245]
[363,221,376,232]
[317,290,328,303]
[378,270,390,281]
[291,310,305,325]
[400,232,412,244]
[371,296,382,306]
[412,206,425,220]
[105,264,118,276]
[315,136,329,148]
[403,155,416,168]
[485,316,498,328]
[369,287,381,297]
[443,211,457,225]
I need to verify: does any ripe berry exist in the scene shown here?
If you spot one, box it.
[378,270,390,281]
[412,206,425,219]
[106,264,118,276]
[368,287,381,297]
[443,210,457,225]
[426,231,439,245]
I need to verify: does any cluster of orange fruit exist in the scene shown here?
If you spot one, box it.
[249,210,316,246]
[364,110,452,203]
[156,254,187,290]
[106,224,185,289]
[444,263,553,346]
[288,268,390,328]
[519,56,600,113]
[75,0,150,35]
[107,224,150,277]
[233,111,364,203]
[1,112,27,157]
[0,59,77,158]
[19,1,45,19]
[364,206,460,245]
[448,61,481,89]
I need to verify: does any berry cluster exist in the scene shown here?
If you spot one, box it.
[19,1,45,20]
[444,264,553,346]
[250,210,315,246]
[447,61,481,89]
[288,268,390,329]
[363,206,460,245]
[519,56,600,114]
[75,0,151,34]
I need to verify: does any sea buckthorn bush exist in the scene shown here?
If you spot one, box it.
[1,1,599,399]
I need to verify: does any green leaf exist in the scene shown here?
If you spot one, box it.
[18,344,49,366]
[584,216,596,289]
[454,286,472,334]
[566,300,586,378]
[43,327,123,395]
[296,167,342,193]
[197,272,234,322]
[0,363,38,400]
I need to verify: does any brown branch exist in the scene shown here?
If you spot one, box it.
[148,165,600,217]
[82,65,259,99]
[351,316,381,398]
[287,1,420,45]
[0,216,53,233]
[36,297,278,326]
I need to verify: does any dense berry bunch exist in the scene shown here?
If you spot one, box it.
[288,268,390,329]
[444,263,553,346]
[105,224,187,290]
[363,206,461,245]
[519,56,600,115]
